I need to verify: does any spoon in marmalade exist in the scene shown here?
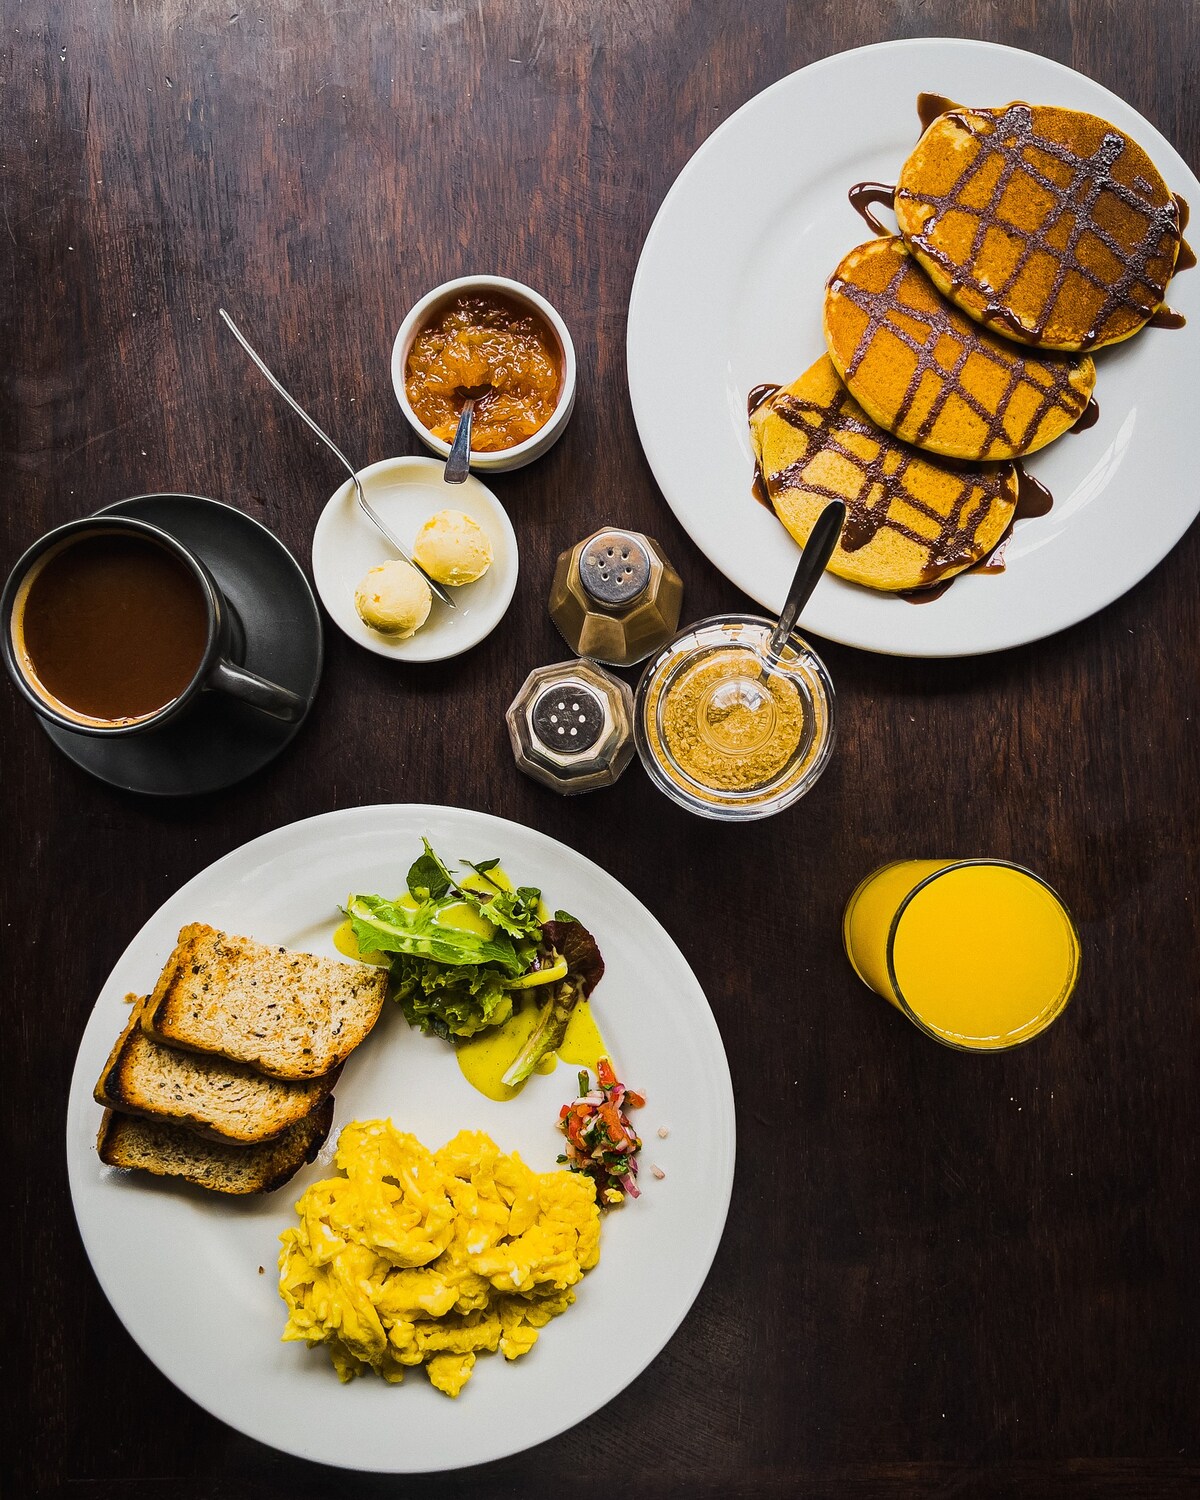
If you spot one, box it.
[443,384,492,484]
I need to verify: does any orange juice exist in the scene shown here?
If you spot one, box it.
[842,859,1080,1050]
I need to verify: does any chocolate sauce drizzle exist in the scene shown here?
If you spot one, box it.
[748,383,781,415]
[1014,466,1054,518]
[896,102,1184,348]
[764,383,1014,583]
[899,464,1054,602]
[1073,395,1100,432]
[917,93,961,132]
[901,578,955,604]
[830,242,1089,456]
[1174,195,1196,271]
[1149,307,1187,329]
[848,182,897,235]
[749,385,782,507]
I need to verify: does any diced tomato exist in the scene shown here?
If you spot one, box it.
[555,1058,644,1208]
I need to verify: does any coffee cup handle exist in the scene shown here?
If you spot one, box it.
[209,658,307,722]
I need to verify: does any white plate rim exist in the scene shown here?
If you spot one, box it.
[66,803,736,1472]
[627,38,1200,657]
[310,456,519,662]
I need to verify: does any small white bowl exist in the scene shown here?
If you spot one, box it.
[391,275,577,473]
[311,456,518,662]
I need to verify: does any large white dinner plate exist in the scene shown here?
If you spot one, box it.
[627,39,1200,657]
[67,805,735,1472]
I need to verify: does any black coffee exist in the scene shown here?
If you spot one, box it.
[20,533,208,721]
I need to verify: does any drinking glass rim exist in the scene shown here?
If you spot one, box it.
[883,858,1081,1053]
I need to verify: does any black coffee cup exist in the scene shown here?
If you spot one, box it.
[2,516,306,734]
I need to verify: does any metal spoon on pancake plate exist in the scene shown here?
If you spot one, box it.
[763,498,846,672]
[218,308,454,608]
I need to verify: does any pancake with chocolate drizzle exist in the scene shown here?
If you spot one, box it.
[748,356,1017,593]
[824,236,1096,460]
[895,99,1184,350]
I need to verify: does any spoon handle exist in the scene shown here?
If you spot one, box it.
[218,309,454,609]
[220,309,361,482]
[443,399,475,484]
[767,499,846,660]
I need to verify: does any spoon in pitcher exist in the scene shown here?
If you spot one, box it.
[218,309,454,608]
[443,385,491,484]
[763,499,846,669]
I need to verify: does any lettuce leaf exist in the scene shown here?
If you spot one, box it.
[346,840,591,1045]
[392,955,514,1040]
[345,893,527,975]
[405,844,455,900]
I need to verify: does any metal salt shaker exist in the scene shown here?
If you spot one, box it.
[549,527,683,667]
[506,659,635,794]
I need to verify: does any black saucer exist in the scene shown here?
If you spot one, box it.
[40,494,323,796]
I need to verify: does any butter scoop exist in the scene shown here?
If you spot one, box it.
[354,559,432,637]
[412,509,494,585]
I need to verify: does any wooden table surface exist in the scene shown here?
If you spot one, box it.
[3,2,1198,1496]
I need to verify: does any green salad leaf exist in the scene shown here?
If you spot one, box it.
[344,839,558,1041]
[345,893,527,974]
[391,955,514,1040]
[406,844,455,900]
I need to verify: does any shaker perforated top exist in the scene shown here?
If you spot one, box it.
[530,683,605,754]
[579,530,652,607]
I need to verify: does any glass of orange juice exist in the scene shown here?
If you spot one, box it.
[842,859,1081,1051]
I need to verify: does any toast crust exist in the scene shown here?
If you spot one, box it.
[95,1097,335,1196]
[95,995,341,1144]
[141,924,388,1080]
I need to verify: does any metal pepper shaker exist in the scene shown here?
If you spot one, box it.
[549,527,683,667]
[506,659,635,794]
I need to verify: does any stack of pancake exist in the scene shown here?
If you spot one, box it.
[750,97,1186,595]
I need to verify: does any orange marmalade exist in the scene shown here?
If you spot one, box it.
[405,291,562,453]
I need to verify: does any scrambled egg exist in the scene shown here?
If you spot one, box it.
[278,1120,600,1397]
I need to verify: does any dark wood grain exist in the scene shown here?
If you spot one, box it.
[2,2,1198,1496]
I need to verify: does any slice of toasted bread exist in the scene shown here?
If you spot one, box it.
[95,996,341,1145]
[140,924,389,1080]
[95,1097,334,1195]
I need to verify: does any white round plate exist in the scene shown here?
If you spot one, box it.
[67,805,735,1473]
[311,456,518,660]
[627,39,1200,657]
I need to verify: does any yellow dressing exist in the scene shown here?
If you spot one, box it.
[435,899,495,939]
[455,999,608,1101]
[394,889,498,940]
[557,1001,606,1070]
[455,1006,543,1102]
[332,917,388,967]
